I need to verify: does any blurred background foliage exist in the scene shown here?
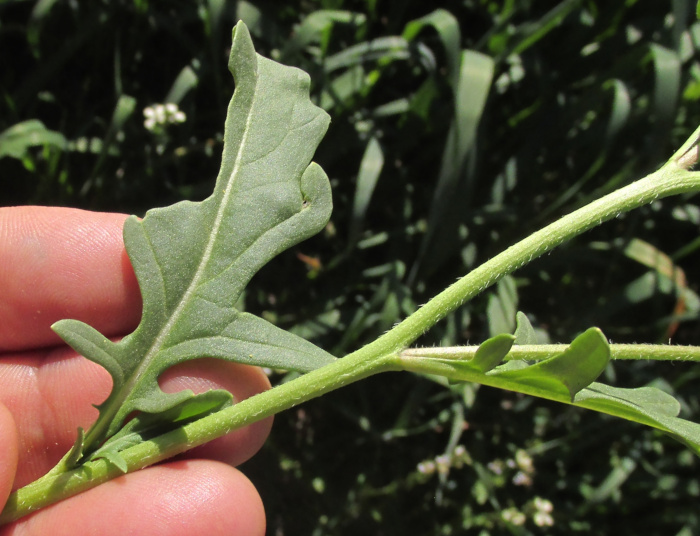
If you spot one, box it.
[2,0,700,534]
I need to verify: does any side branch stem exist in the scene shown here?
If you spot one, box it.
[401,343,700,363]
[347,152,700,361]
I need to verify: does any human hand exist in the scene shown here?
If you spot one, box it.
[0,206,271,535]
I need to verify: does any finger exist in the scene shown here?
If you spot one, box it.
[160,359,273,467]
[0,346,272,489]
[1,460,265,536]
[0,206,141,351]
[0,402,18,509]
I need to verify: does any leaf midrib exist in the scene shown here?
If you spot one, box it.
[96,64,260,439]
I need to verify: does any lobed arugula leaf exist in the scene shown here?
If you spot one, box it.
[432,327,610,401]
[52,22,336,462]
[489,327,610,401]
[403,318,700,454]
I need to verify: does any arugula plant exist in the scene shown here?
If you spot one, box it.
[4,20,700,524]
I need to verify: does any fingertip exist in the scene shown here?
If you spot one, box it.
[160,361,273,467]
[0,402,18,506]
[7,461,266,536]
[0,206,141,351]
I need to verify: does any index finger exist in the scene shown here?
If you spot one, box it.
[0,206,141,352]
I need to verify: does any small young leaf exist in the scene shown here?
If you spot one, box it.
[472,333,515,372]
[442,333,515,384]
[52,21,336,458]
[88,390,233,469]
[489,327,609,400]
[100,450,128,473]
[513,311,537,345]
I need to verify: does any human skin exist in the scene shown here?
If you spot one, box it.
[0,206,272,535]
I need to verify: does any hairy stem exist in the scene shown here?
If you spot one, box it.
[401,343,700,363]
[346,127,700,360]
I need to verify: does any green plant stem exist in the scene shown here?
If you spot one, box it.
[0,352,400,524]
[4,128,700,525]
[345,126,700,361]
[401,343,700,362]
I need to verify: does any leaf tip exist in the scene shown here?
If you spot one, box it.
[101,449,129,473]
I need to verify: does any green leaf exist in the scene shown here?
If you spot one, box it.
[507,0,581,57]
[291,10,366,56]
[513,311,537,345]
[575,383,700,455]
[88,390,233,471]
[401,329,700,454]
[52,21,336,457]
[486,276,518,337]
[165,66,199,104]
[402,9,461,90]
[491,328,609,400]
[472,333,515,372]
[348,136,384,249]
[0,119,66,160]
[409,47,494,281]
[324,36,411,72]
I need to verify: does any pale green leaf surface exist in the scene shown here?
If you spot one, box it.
[52,22,336,453]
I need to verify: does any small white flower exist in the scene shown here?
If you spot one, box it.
[435,454,451,475]
[501,508,526,526]
[533,497,553,513]
[487,460,504,475]
[515,450,534,474]
[143,102,187,132]
[512,471,532,486]
[533,511,554,527]
[417,461,436,475]
[153,104,166,123]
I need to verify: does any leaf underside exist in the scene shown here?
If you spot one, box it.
[52,21,336,461]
